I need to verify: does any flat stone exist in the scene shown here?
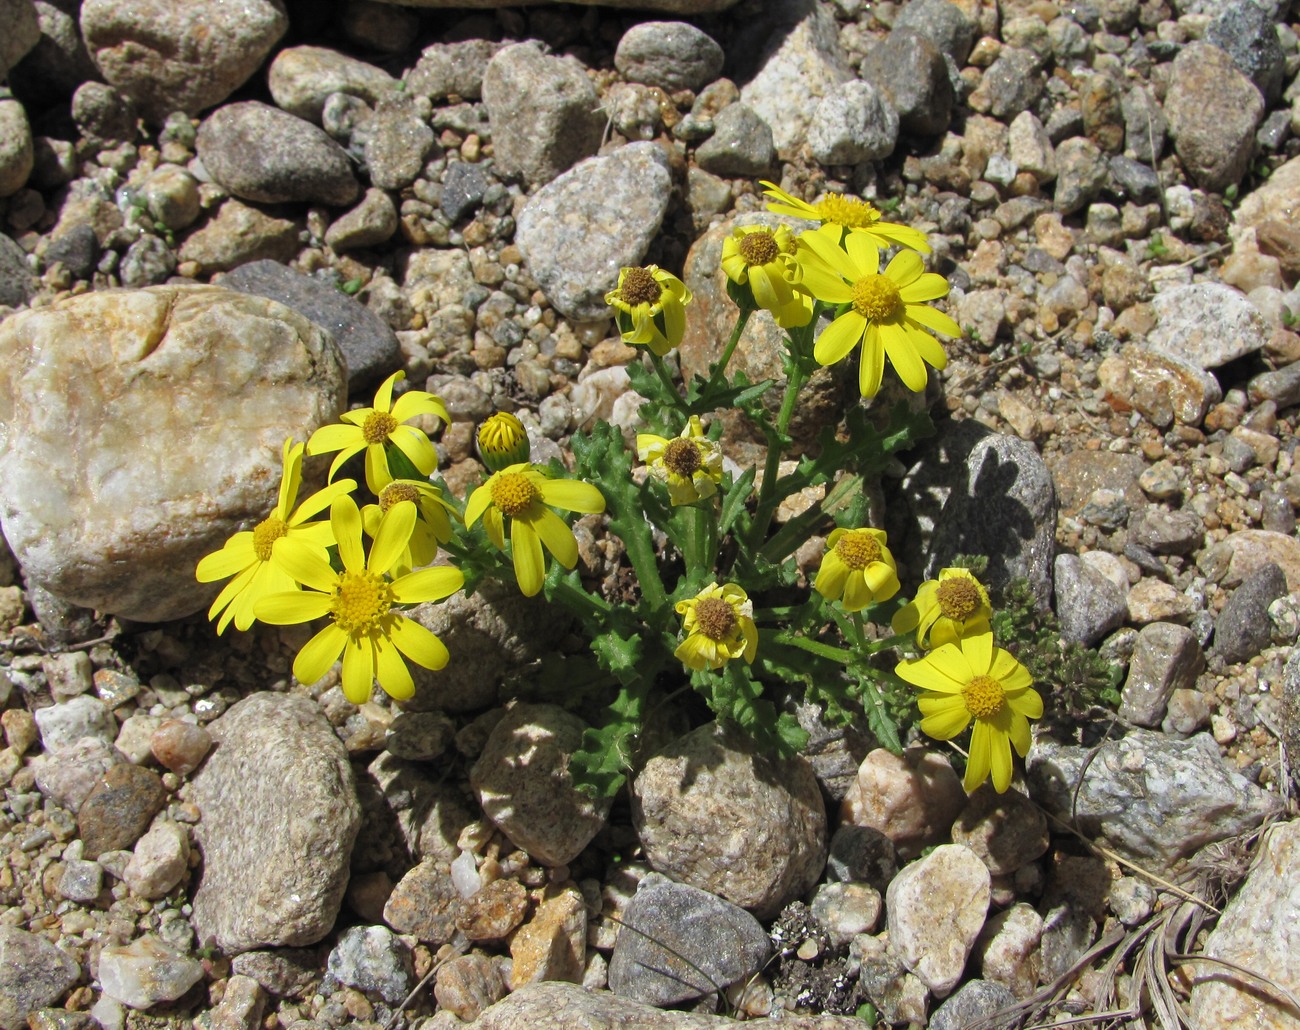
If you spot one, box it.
[0,927,80,1029]
[77,764,167,858]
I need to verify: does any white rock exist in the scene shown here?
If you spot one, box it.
[124,820,190,899]
[34,695,116,751]
[98,935,204,1010]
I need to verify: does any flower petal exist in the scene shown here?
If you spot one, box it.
[539,477,606,514]
[903,322,950,371]
[307,422,364,457]
[294,623,348,686]
[256,589,333,624]
[814,552,849,602]
[392,390,449,426]
[1006,686,1044,721]
[391,566,465,604]
[858,323,886,398]
[390,424,437,476]
[195,537,256,582]
[904,302,962,337]
[332,496,366,573]
[842,230,881,274]
[511,519,546,597]
[917,693,971,739]
[962,631,995,674]
[341,636,375,704]
[964,719,994,792]
[271,538,339,593]
[276,440,304,520]
[885,248,925,288]
[389,615,450,671]
[531,507,579,569]
[464,482,492,528]
[813,311,865,366]
[800,224,861,281]
[867,221,932,254]
[483,506,505,551]
[881,322,928,392]
[899,272,952,304]
[292,478,357,524]
[374,635,415,700]
[373,370,403,413]
[369,500,417,575]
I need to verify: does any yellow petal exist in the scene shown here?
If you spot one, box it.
[918,694,971,739]
[374,635,415,700]
[276,439,304,520]
[531,507,579,568]
[964,719,994,792]
[369,500,417,575]
[391,390,449,426]
[292,478,357,524]
[885,248,925,288]
[391,566,464,605]
[255,589,332,624]
[195,537,256,582]
[539,478,605,514]
[307,422,364,457]
[511,519,545,597]
[389,615,450,671]
[463,482,492,528]
[390,424,437,475]
[814,311,865,366]
[341,636,376,704]
[294,623,348,686]
[842,230,882,274]
[1006,686,1044,721]
[332,496,365,573]
[858,322,885,398]
[271,538,338,593]
[841,571,871,612]
[962,631,995,673]
[881,322,928,392]
[373,370,404,413]
[814,552,849,602]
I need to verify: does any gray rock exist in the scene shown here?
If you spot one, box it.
[0,926,80,1029]
[230,949,319,998]
[1039,901,1097,984]
[1008,110,1056,183]
[357,753,472,868]
[1107,155,1161,204]
[434,953,507,1021]
[971,47,1045,120]
[0,285,344,622]
[10,0,97,101]
[615,21,724,92]
[405,40,502,101]
[119,235,176,287]
[1128,506,1204,554]
[0,0,40,81]
[515,141,672,321]
[80,0,287,123]
[950,784,1049,876]
[1191,820,1300,1026]
[324,187,398,253]
[34,694,116,750]
[737,0,852,160]
[892,0,976,64]
[1053,554,1126,646]
[1121,84,1167,164]
[810,881,882,948]
[808,79,899,165]
[470,703,612,867]
[929,979,1017,1030]
[341,1,418,54]
[382,858,462,945]
[45,224,101,281]
[364,91,436,190]
[71,82,137,146]
[1205,0,1286,104]
[694,103,775,176]
[1214,562,1288,663]
[905,423,1058,610]
[31,737,125,813]
[217,259,401,393]
[1027,730,1284,876]
[197,101,359,206]
[326,925,412,1005]
[267,45,398,123]
[861,28,953,137]
[632,722,827,919]
[141,165,201,231]
[608,875,771,1005]
[1147,282,1270,369]
[191,693,362,953]
[1053,136,1109,215]
[1165,42,1264,192]
[1119,622,1204,728]
[98,935,202,1010]
[0,231,33,307]
[440,160,491,222]
[58,858,104,903]
[481,42,603,187]
[1250,360,1300,409]
[824,824,898,892]
[0,98,34,198]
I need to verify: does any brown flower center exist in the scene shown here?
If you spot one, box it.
[834,532,881,571]
[852,274,903,322]
[694,597,737,641]
[662,437,702,477]
[252,516,288,562]
[936,577,981,622]
[619,267,662,306]
[363,410,399,444]
[490,472,539,517]
[738,229,779,266]
[963,674,1005,718]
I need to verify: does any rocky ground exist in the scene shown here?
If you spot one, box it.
[1,0,1300,1027]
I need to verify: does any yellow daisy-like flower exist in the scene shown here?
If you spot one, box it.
[360,464,459,577]
[797,224,960,398]
[255,495,464,705]
[195,439,356,635]
[760,179,931,254]
[891,567,992,649]
[477,411,531,472]
[813,527,900,612]
[720,224,812,328]
[895,630,1043,793]
[605,265,693,357]
[464,463,606,597]
[306,370,451,493]
[674,582,759,671]
[637,415,724,507]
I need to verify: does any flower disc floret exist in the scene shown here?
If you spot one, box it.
[362,465,459,578]
[332,570,395,634]
[813,527,899,612]
[895,630,1042,793]
[465,463,606,597]
[619,266,663,305]
[892,567,992,649]
[605,265,692,356]
[663,437,702,476]
[252,517,288,562]
[379,483,421,511]
[637,416,724,507]
[674,582,758,671]
[937,576,982,622]
[853,275,903,322]
[739,231,779,265]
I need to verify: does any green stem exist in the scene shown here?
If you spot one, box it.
[547,570,613,623]
[649,352,688,414]
[772,631,856,665]
[620,511,669,613]
[747,363,808,549]
[703,308,752,395]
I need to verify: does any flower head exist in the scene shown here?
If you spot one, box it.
[306,370,450,493]
[674,582,759,671]
[477,411,531,472]
[760,180,931,254]
[637,416,724,506]
[895,630,1043,793]
[720,224,812,328]
[464,463,606,597]
[813,527,900,612]
[360,464,459,577]
[195,439,356,635]
[797,224,959,398]
[254,495,464,704]
[605,265,693,356]
[891,567,992,649]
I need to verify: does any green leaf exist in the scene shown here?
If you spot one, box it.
[719,466,756,537]
[570,680,652,798]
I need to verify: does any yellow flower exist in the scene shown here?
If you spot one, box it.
[464,463,606,597]
[760,180,931,253]
[254,495,464,705]
[797,224,959,398]
[306,370,450,493]
[813,528,900,612]
[605,265,693,356]
[891,567,992,649]
[637,415,724,506]
[195,439,356,635]
[360,464,459,577]
[477,411,531,472]
[720,224,812,328]
[675,582,759,671]
[895,630,1043,793]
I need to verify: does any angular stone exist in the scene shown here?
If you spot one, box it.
[98,935,202,1010]
[0,927,80,1030]
[509,882,586,988]
[77,764,166,858]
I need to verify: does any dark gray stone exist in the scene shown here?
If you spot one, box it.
[1054,137,1109,216]
[441,160,491,223]
[0,231,33,308]
[975,47,1045,120]
[892,0,976,64]
[1119,622,1204,728]
[615,21,724,93]
[0,927,80,1030]
[1107,155,1161,203]
[929,979,1017,1030]
[608,874,771,1006]
[218,260,401,393]
[861,28,954,136]
[1214,562,1287,664]
[825,824,898,893]
[71,82,137,146]
[1053,555,1126,646]
[44,224,99,280]
[406,40,502,101]
[694,103,776,176]
[1121,84,1167,164]
[1129,506,1204,555]
[1206,0,1286,103]
[119,235,177,287]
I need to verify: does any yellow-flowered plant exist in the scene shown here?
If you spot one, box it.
[637,415,724,506]
[674,582,758,671]
[895,630,1043,793]
[813,527,900,613]
[892,567,993,648]
[464,463,606,597]
[361,465,458,578]
[605,265,692,356]
[761,179,931,253]
[255,495,464,704]
[720,223,812,329]
[196,439,356,634]
[477,411,531,472]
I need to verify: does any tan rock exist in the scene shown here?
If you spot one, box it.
[841,748,967,859]
[509,883,586,988]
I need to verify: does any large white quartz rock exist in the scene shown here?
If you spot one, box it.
[0,285,346,622]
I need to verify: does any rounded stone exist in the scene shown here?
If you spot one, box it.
[614,21,724,93]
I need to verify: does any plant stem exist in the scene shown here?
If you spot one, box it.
[620,511,669,613]
[747,363,808,549]
[547,570,612,623]
[702,308,752,395]
[772,631,855,665]
[648,352,688,414]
